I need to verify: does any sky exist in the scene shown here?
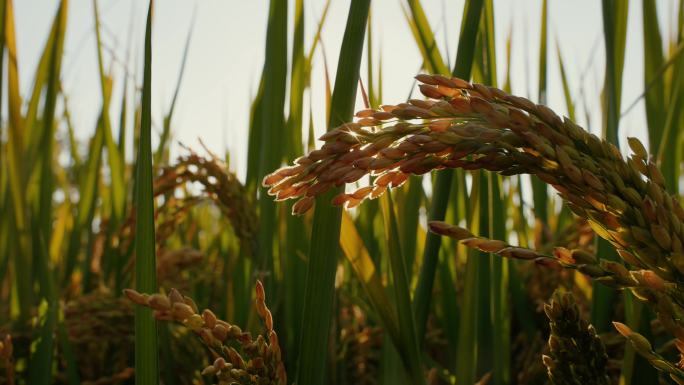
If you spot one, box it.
[12,0,678,180]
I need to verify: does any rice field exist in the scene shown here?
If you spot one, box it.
[1,0,684,384]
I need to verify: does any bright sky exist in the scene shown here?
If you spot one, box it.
[14,0,676,180]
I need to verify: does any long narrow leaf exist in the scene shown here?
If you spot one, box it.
[413,0,484,341]
[256,0,288,294]
[94,0,125,223]
[155,7,195,166]
[37,0,67,248]
[531,0,549,228]
[28,234,57,385]
[296,2,370,384]
[380,192,425,385]
[134,3,160,384]
[339,212,400,354]
[4,0,33,323]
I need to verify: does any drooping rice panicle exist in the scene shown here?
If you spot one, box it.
[124,280,285,385]
[155,151,258,256]
[264,74,684,356]
[613,322,684,384]
[264,74,684,298]
[427,221,673,294]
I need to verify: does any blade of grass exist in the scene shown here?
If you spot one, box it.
[94,0,125,223]
[339,212,400,354]
[74,111,106,290]
[28,233,57,385]
[380,334,407,385]
[256,0,288,294]
[489,173,509,385]
[154,7,194,166]
[245,79,264,192]
[283,0,307,371]
[531,0,548,230]
[62,91,82,178]
[405,0,449,74]
[552,39,576,238]
[437,249,459,371]
[305,0,331,66]
[57,316,81,385]
[399,177,422,270]
[118,3,136,160]
[296,1,370,384]
[455,171,482,384]
[37,0,67,248]
[436,169,468,369]
[601,0,628,144]
[4,0,33,323]
[621,40,684,119]
[555,41,576,121]
[479,4,510,383]
[538,0,548,104]
[642,0,666,153]
[456,3,501,379]
[366,8,380,108]
[413,0,484,342]
[24,9,59,150]
[503,25,512,92]
[286,0,305,160]
[595,10,645,384]
[158,324,179,385]
[505,24,539,340]
[656,42,684,193]
[356,12,384,272]
[380,192,425,385]
[591,0,629,334]
[134,3,159,384]
[624,6,668,381]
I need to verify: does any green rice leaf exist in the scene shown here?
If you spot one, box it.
[134,3,160,384]
[155,7,195,166]
[413,0,484,342]
[296,2,370,384]
[641,0,666,153]
[93,0,125,223]
[4,0,33,323]
[531,0,549,227]
[256,0,288,293]
[380,192,425,385]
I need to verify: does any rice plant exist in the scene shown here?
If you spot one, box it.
[1,0,684,384]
